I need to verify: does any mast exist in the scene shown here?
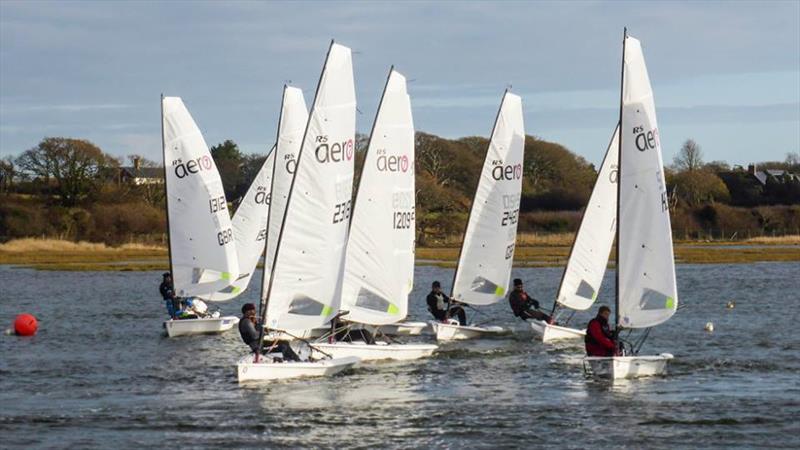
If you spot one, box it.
[160,94,174,279]
[450,89,509,299]
[614,28,627,336]
[258,40,335,340]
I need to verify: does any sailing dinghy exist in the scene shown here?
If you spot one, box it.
[160,96,240,337]
[584,31,677,379]
[237,41,360,381]
[311,68,438,362]
[432,91,524,342]
[531,126,619,343]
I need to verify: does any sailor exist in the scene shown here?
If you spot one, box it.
[508,278,553,323]
[426,281,466,325]
[585,305,618,357]
[238,303,300,362]
[159,273,180,319]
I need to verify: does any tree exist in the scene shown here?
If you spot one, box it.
[15,137,113,206]
[671,170,730,206]
[210,139,243,201]
[673,139,704,172]
[704,160,730,173]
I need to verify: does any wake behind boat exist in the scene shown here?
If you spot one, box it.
[433,90,524,342]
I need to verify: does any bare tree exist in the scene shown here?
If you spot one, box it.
[415,132,452,186]
[673,139,704,172]
[16,137,113,206]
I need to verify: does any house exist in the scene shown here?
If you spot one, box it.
[747,164,799,185]
[118,157,163,185]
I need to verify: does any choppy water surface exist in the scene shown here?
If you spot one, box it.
[1,263,798,448]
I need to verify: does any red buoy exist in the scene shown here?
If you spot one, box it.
[14,313,38,336]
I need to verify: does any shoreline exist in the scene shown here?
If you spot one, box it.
[1,239,798,271]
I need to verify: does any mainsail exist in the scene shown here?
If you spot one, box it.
[555,125,619,311]
[161,96,239,297]
[200,149,276,301]
[340,68,415,325]
[451,91,525,306]
[617,35,678,329]
[261,86,308,297]
[263,42,356,331]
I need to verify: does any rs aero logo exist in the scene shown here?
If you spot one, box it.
[633,125,660,152]
[376,152,410,173]
[315,135,354,163]
[492,161,522,181]
[173,155,213,179]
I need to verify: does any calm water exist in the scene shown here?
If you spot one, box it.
[1,263,799,449]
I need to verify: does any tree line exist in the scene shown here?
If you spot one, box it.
[0,135,798,244]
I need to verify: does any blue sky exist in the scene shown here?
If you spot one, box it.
[1,0,798,167]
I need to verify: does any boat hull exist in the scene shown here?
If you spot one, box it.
[377,321,430,336]
[236,354,360,382]
[529,319,586,343]
[164,316,239,337]
[310,341,438,362]
[431,321,509,341]
[584,353,674,379]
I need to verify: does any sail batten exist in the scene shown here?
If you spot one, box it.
[263,42,356,331]
[162,97,239,297]
[340,69,415,325]
[451,92,525,306]
[617,35,678,329]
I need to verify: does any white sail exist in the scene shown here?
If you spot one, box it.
[162,96,239,297]
[340,69,415,325]
[200,149,275,301]
[556,125,619,311]
[262,86,308,296]
[617,35,678,329]
[452,91,525,306]
[264,42,356,330]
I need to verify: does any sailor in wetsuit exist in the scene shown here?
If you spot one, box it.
[508,278,553,323]
[238,303,300,361]
[426,281,467,325]
[159,272,181,319]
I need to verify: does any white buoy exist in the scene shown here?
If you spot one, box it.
[726,301,735,309]
[705,322,714,332]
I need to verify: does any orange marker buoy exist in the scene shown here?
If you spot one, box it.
[14,313,38,336]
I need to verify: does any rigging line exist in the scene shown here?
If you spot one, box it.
[278,329,334,359]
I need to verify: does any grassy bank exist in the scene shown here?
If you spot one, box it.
[1,237,798,271]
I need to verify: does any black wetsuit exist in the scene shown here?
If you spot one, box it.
[508,290,552,322]
[238,317,300,361]
[426,291,466,325]
[159,280,181,318]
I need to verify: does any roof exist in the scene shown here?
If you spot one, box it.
[119,167,163,179]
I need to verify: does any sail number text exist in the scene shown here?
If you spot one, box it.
[332,200,352,224]
[217,228,233,246]
[209,195,227,213]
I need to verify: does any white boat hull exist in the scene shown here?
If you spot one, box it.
[529,319,586,343]
[377,321,430,336]
[164,316,239,337]
[584,353,674,379]
[310,341,438,362]
[431,321,509,341]
[236,354,360,382]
